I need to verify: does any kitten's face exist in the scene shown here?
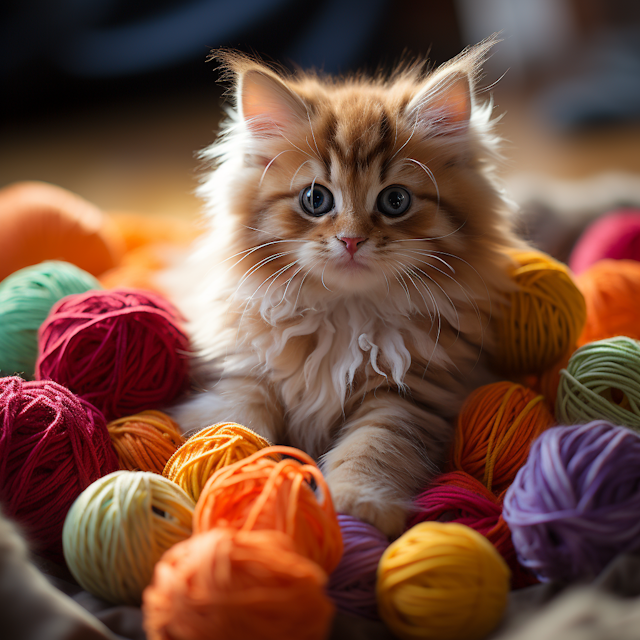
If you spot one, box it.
[209,46,513,303]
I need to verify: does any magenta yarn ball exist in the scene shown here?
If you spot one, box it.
[35,289,190,421]
[0,376,118,561]
[569,209,640,274]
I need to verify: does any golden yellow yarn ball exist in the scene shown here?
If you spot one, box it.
[377,522,510,640]
[162,422,271,502]
[493,250,586,375]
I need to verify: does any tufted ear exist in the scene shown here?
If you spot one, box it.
[239,69,307,137]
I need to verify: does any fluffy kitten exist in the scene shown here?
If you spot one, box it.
[171,39,520,537]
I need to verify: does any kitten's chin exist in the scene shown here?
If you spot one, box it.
[321,261,385,294]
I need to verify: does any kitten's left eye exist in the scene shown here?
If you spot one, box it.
[377,185,411,217]
[299,184,334,216]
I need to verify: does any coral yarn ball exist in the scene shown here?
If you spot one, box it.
[556,336,640,430]
[451,382,555,494]
[36,289,190,420]
[0,181,121,282]
[569,209,640,275]
[194,446,343,574]
[0,376,118,561]
[0,261,101,378]
[326,514,389,619]
[503,422,640,582]
[163,422,270,502]
[108,410,185,474]
[493,250,586,374]
[143,528,334,640]
[377,522,510,640]
[63,471,194,604]
[576,259,640,345]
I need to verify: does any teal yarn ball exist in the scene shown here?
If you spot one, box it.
[0,261,101,378]
[556,336,640,429]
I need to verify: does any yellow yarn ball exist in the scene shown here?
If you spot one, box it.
[162,422,271,502]
[377,522,510,640]
[62,471,194,605]
[493,250,586,374]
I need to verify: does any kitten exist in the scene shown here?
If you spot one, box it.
[171,39,520,537]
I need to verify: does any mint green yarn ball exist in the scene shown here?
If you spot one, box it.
[556,336,640,430]
[0,260,102,378]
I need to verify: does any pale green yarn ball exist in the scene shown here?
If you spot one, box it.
[0,260,102,378]
[556,336,640,430]
[62,471,195,605]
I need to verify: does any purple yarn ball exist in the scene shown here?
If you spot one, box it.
[503,421,640,583]
[326,514,389,619]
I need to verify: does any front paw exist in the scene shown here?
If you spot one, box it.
[326,471,408,539]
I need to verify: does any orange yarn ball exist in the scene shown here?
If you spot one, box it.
[143,528,334,640]
[493,250,586,374]
[451,382,555,494]
[576,259,640,346]
[0,181,121,281]
[194,446,343,574]
[108,411,185,474]
[163,423,270,502]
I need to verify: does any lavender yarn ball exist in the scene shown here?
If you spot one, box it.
[503,421,640,583]
[326,515,389,619]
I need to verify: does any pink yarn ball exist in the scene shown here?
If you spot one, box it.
[0,376,118,561]
[569,209,640,274]
[36,289,190,421]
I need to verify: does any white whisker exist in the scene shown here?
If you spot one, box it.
[259,150,292,187]
[290,159,313,190]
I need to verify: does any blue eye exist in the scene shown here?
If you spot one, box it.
[377,185,411,217]
[299,184,334,216]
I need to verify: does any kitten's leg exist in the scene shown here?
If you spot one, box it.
[321,392,451,538]
[168,376,284,444]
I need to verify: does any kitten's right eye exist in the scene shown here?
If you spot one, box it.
[299,184,334,217]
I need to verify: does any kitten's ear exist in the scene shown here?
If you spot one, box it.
[239,69,307,137]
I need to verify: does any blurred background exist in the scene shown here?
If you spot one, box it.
[1,0,640,259]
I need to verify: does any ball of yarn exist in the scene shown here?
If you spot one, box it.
[143,527,334,640]
[194,446,343,574]
[377,522,510,640]
[409,471,537,589]
[556,336,640,429]
[0,376,118,561]
[451,381,555,494]
[63,470,194,604]
[108,410,185,474]
[503,421,640,582]
[493,250,586,374]
[0,181,121,282]
[163,422,270,502]
[576,259,640,345]
[326,514,389,619]
[36,289,190,420]
[569,209,640,275]
[0,261,101,378]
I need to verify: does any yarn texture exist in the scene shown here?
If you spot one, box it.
[143,528,334,640]
[108,410,185,474]
[377,521,510,640]
[194,446,343,574]
[36,289,190,420]
[493,250,586,374]
[556,337,640,429]
[0,261,101,378]
[503,421,640,582]
[163,422,270,502]
[0,376,118,561]
[326,514,389,619]
[451,382,555,493]
[63,470,194,604]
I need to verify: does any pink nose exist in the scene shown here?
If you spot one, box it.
[338,236,367,257]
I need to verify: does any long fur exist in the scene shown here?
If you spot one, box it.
[170,38,523,536]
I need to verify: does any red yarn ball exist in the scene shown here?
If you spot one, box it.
[36,289,190,421]
[570,209,640,275]
[410,471,537,590]
[0,376,118,561]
